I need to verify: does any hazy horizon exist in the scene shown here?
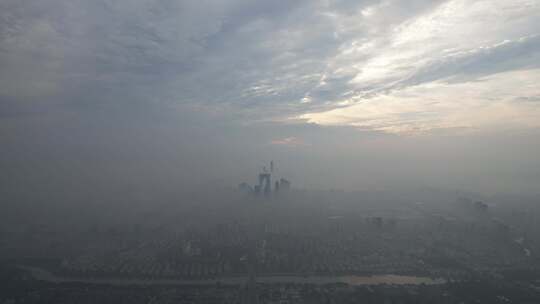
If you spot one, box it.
[2,0,540,198]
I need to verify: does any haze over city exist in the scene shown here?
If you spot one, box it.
[1,0,540,303]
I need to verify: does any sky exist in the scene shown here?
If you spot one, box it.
[1,0,540,201]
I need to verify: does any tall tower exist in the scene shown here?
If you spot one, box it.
[258,173,271,196]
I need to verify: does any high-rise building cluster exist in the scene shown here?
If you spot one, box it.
[239,161,291,196]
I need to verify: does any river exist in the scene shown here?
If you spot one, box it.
[19,266,445,287]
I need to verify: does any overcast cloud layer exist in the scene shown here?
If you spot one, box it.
[1,0,540,195]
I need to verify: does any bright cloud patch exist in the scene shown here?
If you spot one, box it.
[270,137,309,147]
[297,0,540,134]
[301,69,540,134]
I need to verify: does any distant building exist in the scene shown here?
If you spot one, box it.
[279,178,291,191]
[244,161,291,197]
[474,201,489,212]
[259,173,272,196]
[254,185,261,194]
[183,240,201,257]
[238,182,253,193]
[373,217,383,229]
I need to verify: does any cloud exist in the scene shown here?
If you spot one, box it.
[297,0,540,133]
[301,69,540,134]
[270,137,310,147]
[0,0,539,134]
